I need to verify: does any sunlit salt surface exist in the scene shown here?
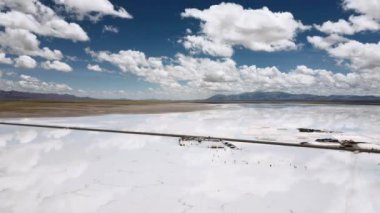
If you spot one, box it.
[1,104,380,213]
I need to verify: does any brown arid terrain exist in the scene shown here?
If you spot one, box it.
[0,100,215,118]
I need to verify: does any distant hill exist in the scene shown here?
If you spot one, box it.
[206,91,380,102]
[0,90,93,101]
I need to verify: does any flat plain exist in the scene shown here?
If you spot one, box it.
[1,103,380,213]
[0,100,215,118]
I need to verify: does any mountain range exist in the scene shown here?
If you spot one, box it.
[206,91,380,102]
[0,90,92,101]
[2,90,380,103]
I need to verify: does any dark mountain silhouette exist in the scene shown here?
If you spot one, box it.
[0,90,93,101]
[2,90,380,103]
[206,91,380,102]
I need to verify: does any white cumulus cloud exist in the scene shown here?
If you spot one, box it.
[307,34,348,49]
[0,73,73,93]
[87,47,380,98]
[181,35,234,57]
[310,0,380,77]
[181,3,309,57]
[87,64,103,72]
[41,60,73,72]
[315,15,379,35]
[14,55,37,69]
[0,51,12,64]
[86,48,180,88]
[0,1,89,41]
[54,0,132,20]
[308,36,380,73]
[315,0,380,35]
[87,48,243,88]
[328,40,380,72]
[0,28,63,60]
[343,0,380,20]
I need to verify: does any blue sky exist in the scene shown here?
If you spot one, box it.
[0,0,379,99]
